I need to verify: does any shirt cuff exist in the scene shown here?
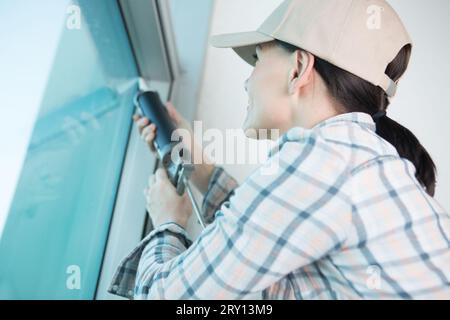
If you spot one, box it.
[201,166,239,224]
[108,222,192,299]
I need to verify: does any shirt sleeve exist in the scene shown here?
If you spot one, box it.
[201,166,239,224]
[109,130,352,299]
[108,222,193,299]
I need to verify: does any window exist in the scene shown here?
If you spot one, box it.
[0,0,138,299]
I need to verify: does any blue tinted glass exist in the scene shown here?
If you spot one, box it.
[0,0,138,299]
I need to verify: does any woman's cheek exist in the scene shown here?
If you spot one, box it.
[249,69,287,130]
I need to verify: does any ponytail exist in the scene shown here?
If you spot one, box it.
[276,40,437,196]
[375,115,436,196]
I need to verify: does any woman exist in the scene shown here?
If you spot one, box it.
[109,0,449,299]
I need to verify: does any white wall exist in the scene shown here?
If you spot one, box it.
[387,0,450,210]
[198,0,450,211]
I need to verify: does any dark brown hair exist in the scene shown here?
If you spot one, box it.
[276,40,437,196]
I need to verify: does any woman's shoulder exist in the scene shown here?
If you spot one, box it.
[261,127,352,183]
[312,122,400,170]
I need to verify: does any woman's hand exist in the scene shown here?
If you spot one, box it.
[133,101,192,152]
[145,168,192,229]
[133,101,215,194]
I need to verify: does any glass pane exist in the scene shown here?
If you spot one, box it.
[0,0,138,299]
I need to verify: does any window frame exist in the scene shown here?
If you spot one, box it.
[94,0,182,300]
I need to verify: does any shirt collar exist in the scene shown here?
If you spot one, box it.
[267,112,376,158]
[310,112,376,132]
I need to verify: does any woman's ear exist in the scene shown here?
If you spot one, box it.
[288,50,315,95]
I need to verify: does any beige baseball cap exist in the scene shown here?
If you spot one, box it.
[210,0,412,97]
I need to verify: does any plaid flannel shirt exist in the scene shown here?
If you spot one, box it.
[108,112,450,300]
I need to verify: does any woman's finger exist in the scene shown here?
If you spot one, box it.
[141,125,157,151]
[136,117,150,133]
[133,113,141,122]
[141,123,156,141]
[155,167,167,181]
[148,174,155,186]
[141,122,153,137]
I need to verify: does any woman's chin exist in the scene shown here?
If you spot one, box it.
[243,123,259,140]
[243,116,267,139]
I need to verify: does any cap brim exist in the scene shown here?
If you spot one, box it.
[210,31,274,66]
